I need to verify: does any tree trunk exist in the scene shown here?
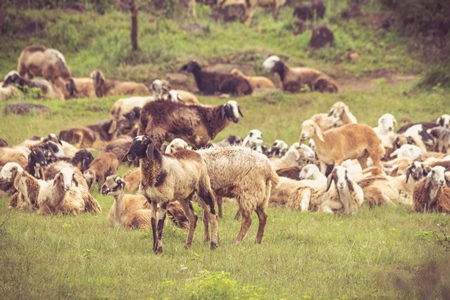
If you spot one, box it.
[129,0,138,51]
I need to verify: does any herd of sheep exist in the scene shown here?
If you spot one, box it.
[1,40,450,254]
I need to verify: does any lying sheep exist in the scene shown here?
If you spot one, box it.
[110,96,154,121]
[3,71,64,100]
[230,68,276,90]
[242,129,264,153]
[83,152,119,191]
[123,135,219,253]
[300,120,385,174]
[437,114,450,129]
[413,165,450,213]
[263,56,338,93]
[169,89,200,105]
[269,142,316,170]
[180,60,252,96]
[428,127,450,154]
[299,164,326,181]
[266,140,289,158]
[90,70,149,97]
[139,99,243,150]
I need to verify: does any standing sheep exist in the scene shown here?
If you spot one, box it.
[300,120,385,174]
[139,99,243,150]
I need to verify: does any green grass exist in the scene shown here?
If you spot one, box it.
[1,1,450,299]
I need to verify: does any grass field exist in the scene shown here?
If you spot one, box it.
[1,1,450,299]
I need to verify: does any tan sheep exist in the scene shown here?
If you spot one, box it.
[300,120,385,174]
[90,70,149,97]
[230,68,276,90]
[310,101,357,132]
[83,152,119,191]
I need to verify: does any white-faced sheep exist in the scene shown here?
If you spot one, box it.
[299,164,326,181]
[166,89,200,105]
[101,174,189,230]
[43,160,89,190]
[164,138,192,154]
[230,68,276,90]
[358,161,426,207]
[16,45,77,98]
[263,56,338,93]
[197,146,279,244]
[122,135,219,253]
[180,60,252,96]
[139,99,243,150]
[269,142,316,170]
[83,152,119,191]
[413,165,450,213]
[3,71,65,100]
[90,70,149,97]
[300,120,385,175]
[437,114,450,129]
[218,0,286,24]
[242,129,264,153]
[266,139,289,158]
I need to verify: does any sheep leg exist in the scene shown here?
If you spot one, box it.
[233,208,241,221]
[202,208,210,242]
[300,189,311,211]
[216,196,223,218]
[179,199,198,249]
[198,183,219,249]
[155,203,167,254]
[149,200,161,254]
[254,206,267,244]
[357,151,370,170]
[235,210,252,245]
[320,200,342,214]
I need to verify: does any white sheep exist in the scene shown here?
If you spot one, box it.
[242,129,264,153]
[110,96,154,120]
[300,120,385,174]
[390,144,423,161]
[269,143,316,170]
[413,165,450,213]
[299,164,326,181]
[164,138,191,154]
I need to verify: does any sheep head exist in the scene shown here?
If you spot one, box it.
[220,100,243,123]
[326,166,354,192]
[405,161,426,183]
[180,61,200,73]
[3,71,21,87]
[165,138,191,154]
[90,70,105,97]
[150,79,171,100]
[425,166,446,190]
[328,101,348,118]
[262,55,281,69]
[1,162,24,183]
[300,120,324,143]
[123,135,159,162]
[377,113,397,133]
[57,167,78,192]
[28,148,47,179]
[71,149,94,173]
[167,90,183,102]
[437,114,450,129]
[270,61,287,75]
[242,129,263,148]
[101,174,126,196]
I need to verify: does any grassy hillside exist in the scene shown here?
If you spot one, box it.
[1,1,449,299]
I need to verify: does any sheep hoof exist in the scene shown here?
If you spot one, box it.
[204,237,210,243]
[153,246,163,254]
[210,242,218,250]
[183,244,192,250]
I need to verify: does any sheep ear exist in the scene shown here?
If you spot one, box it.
[121,151,130,162]
[108,120,117,135]
[424,175,432,190]
[53,173,61,186]
[326,173,334,191]
[220,106,226,119]
[347,175,355,192]
[146,143,154,160]
[13,169,21,190]
[393,119,398,127]
[405,167,412,183]
[315,123,324,142]
[72,175,79,187]
[238,106,244,117]
[327,108,334,117]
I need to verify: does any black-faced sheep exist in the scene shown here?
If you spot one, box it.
[90,70,149,97]
[3,71,65,100]
[197,146,279,244]
[413,165,450,213]
[262,56,338,93]
[180,60,252,96]
[300,120,385,174]
[123,135,219,253]
[16,45,77,98]
[139,99,243,150]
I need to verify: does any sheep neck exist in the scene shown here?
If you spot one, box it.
[276,64,289,82]
[191,68,204,91]
[113,189,125,225]
[21,173,40,209]
[139,156,162,189]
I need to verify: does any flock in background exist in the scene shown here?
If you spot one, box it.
[1,7,450,253]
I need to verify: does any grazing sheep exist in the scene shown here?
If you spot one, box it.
[123,135,219,253]
[197,146,279,244]
[139,99,243,150]
[83,152,119,191]
[358,161,426,207]
[3,71,64,100]
[218,0,286,24]
[101,174,189,230]
[16,45,77,98]
[90,70,148,97]
[269,142,316,170]
[230,68,276,90]
[180,60,252,96]
[300,120,385,175]
[413,165,450,213]
[263,56,338,93]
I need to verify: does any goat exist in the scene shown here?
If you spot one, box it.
[180,60,252,96]
[122,135,219,253]
[139,99,243,150]
[413,165,450,213]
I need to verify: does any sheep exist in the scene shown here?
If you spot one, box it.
[266,139,289,158]
[38,167,102,216]
[0,81,19,101]
[390,144,423,161]
[180,60,252,96]
[413,165,450,213]
[43,160,89,190]
[139,99,243,150]
[230,68,276,90]
[299,164,326,181]
[397,123,436,150]
[16,45,77,97]
[300,120,385,175]
[428,127,450,154]
[90,70,149,97]
[164,138,192,154]
[101,174,189,230]
[269,142,316,170]
[68,77,96,98]
[149,79,171,100]
[276,166,303,180]
[218,0,286,24]
[310,101,357,132]
[109,96,154,121]
[3,71,65,100]
[59,118,132,148]
[83,152,119,191]
[437,114,450,129]
[242,129,264,153]
[26,148,48,180]
[122,135,219,253]
[102,135,133,163]
[358,161,426,207]
[70,149,94,173]
[392,133,428,154]
[197,146,279,244]
[0,144,30,171]
[122,167,140,192]
[262,56,338,93]
[166,89,200,105]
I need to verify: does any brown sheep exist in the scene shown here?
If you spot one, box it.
[300,120,385,175]
[413,166,450,213]
[83,152,119,191]
[90,70,148,97]
[230,68,276,90]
